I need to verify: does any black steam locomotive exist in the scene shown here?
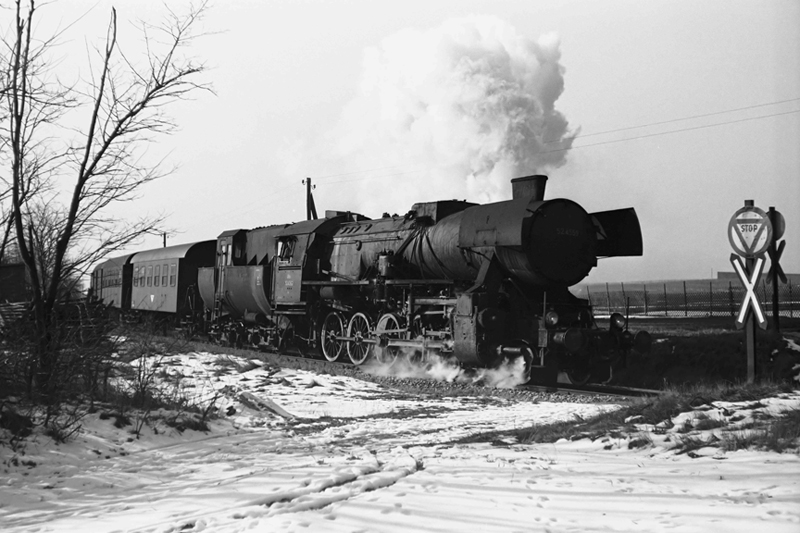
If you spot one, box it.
[90,175,650,384]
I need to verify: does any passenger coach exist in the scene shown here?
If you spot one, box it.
[90,253,135,310]
[129,241,215,316]
[91,241,216,320]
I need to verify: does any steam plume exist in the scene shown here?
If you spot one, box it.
[333,15,576,214]
[363,352,528,389]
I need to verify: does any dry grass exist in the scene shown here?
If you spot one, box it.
[517,381,799,453]
[721,408,800,453]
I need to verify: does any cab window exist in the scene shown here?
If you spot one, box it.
[220,243,231,266]
[278,238,295,262]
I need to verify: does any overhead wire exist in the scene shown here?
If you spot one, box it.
[320,168,425,185]
[306,97,800,180]
[306,165,409,180]
[545,108,800,154]
[166,96,799,240]
[549,96,800,142]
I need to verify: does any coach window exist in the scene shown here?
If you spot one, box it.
[161,264,168,286]
[139,267,145,287]
[146,265,153,286]
[169,264,177,286]
[154,265,160,286]
[133,266,138,287]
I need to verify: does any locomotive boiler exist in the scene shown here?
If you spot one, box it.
[197,174,650,384]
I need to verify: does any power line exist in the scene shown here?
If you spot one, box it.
[309,165,409,180]
[550,96,800,143]
[550,108,800,154]
[308,97,800,184]
[321,168,424,185]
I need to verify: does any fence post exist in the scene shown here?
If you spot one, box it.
[664,283,668,317]
[621,282,626,314]
[709,281,713,317]
[790,279,794,319]
[643,284,649,316]
[606,282,611,314]
[683,281,688,317]
[586,285,592,307]
[729,281,734,317]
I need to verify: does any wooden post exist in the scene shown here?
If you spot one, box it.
[304,178,318,221]
[643,284,649,316]
[683,281,688,317]
[728,281,734,317]
[709,280,713,317]
[768,207,780,333]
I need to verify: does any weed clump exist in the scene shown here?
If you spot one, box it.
[517,381,800,454]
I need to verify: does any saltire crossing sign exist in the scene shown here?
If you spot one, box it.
[729,253,767,329]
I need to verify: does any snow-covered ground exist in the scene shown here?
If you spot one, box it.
[1,351,799,533]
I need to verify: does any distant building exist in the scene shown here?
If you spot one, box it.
[716,271,800,284]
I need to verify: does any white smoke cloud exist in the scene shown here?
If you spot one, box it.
[362,351,528,389]
[331,15,577,215]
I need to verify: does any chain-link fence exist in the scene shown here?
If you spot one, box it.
[578,278,797,318]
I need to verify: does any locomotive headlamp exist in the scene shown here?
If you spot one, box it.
[544,311,559,327]
[610,312,626,330]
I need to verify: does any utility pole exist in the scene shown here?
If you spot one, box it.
[303,178,318,221]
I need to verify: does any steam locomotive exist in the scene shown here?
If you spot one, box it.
[90,175,650,384]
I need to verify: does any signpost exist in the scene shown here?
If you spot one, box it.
[728,200,773,383]
[767,207,787,333]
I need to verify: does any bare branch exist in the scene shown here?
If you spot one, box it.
[0,0,210,395]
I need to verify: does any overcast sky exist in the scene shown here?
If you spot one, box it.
[47,0,800,283]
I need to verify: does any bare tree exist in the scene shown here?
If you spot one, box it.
[1,0,210,398]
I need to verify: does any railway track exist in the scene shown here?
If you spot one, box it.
[168,333,662,401]
[525,381,662,398]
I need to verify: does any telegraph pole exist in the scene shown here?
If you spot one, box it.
[303,178,318,221]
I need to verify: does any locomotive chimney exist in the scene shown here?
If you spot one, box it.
[511,175,548,201]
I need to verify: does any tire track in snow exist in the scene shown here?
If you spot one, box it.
[122,450,423,533]
[242,452,421,515]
